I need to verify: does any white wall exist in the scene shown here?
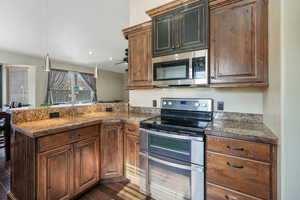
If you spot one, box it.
[281,0,300,199]
[129,0,173,26]
[128,0,265,114]
[131,88,264,114]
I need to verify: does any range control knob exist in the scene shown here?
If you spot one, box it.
[195,103,200,107]
[168,101,173,106]
[163,101,167,105]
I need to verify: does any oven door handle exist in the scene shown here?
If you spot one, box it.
[140,128,203,141]
[149,155,191,170]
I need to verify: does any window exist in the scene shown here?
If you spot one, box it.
[6,67,29,104]
[47,70,96,105]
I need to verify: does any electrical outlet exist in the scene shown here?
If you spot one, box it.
[217,101,224,111]
[105,107,113,112]
[152,100,157,107]
[49,112,60,118]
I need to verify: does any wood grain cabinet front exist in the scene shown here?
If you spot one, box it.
[100,123,124,179]
[37,145,74,200]
[123,22,153,90]
[209,0,268,87]
[36,126,100,200]
[206,135,277,200]
[74,137,100,196]
[125,125,140,186]
[207,152,271,199]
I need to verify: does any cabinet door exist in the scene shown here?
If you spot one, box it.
[178,1,208,51]
[153,12,175,57]
[125,134,140,186]
[37,145,73,200]
[210,0,268,87]
[128,25,152,88]
[100,123,124,179]
[74,137,100,195]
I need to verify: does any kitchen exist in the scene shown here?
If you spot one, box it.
[0,0,299,200]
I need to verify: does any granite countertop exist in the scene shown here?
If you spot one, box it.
[206,120,278,144]
[12,112,155,138]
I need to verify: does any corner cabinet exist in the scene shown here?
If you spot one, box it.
[123,22,153,90]
[151,0,208,57]
[209,0,268,87]
[100,122,124,179]
[124,123,140,186]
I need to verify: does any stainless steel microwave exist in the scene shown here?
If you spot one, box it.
[152,50,208,87]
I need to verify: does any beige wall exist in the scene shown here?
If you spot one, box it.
[128,0,265,114]
[281,0,300,199]
[0,50,126,106]
[130,88,264,113]
[263,0,282,198]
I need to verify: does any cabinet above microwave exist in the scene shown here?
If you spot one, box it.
[148,0,208,57]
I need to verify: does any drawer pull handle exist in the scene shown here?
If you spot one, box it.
[225,195,238,200]
[227,146,244,152]
[69,134,80,139]
[227,162,244,169]
[128,128,136,132]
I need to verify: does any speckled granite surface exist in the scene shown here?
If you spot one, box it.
[12,112,155,138]
[206,120,278,144]
[11,103,277,144]
[11,103,129,124]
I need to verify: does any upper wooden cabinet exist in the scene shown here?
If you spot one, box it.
[123,22,153,89]
[209,0,268,87]
[100,123,124,179]
[149,0,208,57]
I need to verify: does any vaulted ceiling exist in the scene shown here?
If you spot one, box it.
[0,0,129,72]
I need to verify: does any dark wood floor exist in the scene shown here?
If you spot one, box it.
[0,149,148,200]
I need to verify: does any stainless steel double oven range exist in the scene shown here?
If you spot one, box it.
[139,98,213,200]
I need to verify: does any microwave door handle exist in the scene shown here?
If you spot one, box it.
[149,155,191,171]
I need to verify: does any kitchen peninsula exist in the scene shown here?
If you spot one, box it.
[8,102,278,200]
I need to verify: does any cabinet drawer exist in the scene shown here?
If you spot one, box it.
[207,152,270,199]
[124,123,139,137]
[207,183,259,200]
[38,125,99,153]
[207,136,271,162]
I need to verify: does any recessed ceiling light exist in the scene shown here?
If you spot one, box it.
[88,51,94,55]
[109,57,113,61]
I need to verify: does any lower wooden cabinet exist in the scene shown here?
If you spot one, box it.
[74,137,100,195]
[100,123,124,179]
[207,152,270,199]
[207,183,258,200]
[37,145,74,200]
[125,132,140,185]
[206,135,277,200]
[37,130,100,200]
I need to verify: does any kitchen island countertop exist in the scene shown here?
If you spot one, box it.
[12,112,155,138]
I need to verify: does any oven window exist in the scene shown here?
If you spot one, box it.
[154,59,189,81]
[150,135,190,153]
[149,158,191,200]
[149,134,191,162]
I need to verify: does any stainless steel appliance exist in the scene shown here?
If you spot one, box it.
[139,98,213,200]
[152,50,208,87]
